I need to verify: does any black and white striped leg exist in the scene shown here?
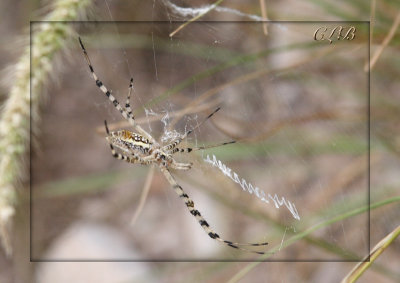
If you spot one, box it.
[78,37,155,144]
[125,78,134,117]
[169,141,236,154]
[79,38,132,122]
[160,167,268,255]
[162,107,222,151]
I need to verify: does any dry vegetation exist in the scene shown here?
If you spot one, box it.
[0,0,399,282]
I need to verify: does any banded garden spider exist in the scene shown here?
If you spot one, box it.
[79,37,268,255]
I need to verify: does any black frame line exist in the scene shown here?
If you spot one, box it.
[29,20,371,262]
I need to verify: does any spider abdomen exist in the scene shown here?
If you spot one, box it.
[108,130,152,154]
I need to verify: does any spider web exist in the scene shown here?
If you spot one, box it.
[31,1,369,262]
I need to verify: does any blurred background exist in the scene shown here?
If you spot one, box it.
[0,0,399,282]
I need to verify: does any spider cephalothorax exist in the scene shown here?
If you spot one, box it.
[79,37,268,255]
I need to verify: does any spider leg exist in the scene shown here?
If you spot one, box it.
[160,167,268,255]
[125,78,134,117]
[79,37,155,144]
[79,38,132,122]
[163,107,221,151]
[169,141,236,154]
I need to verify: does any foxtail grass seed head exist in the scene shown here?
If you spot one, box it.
[0,0,90,255]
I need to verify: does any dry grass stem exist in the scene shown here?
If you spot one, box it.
[308,153,380,209]
[130,166,155,226]
[169,0,225,37]
[341,225,400,283]
[259,0,269,35]
[210,108,360,142]
[366,11,400,71]
[169,46,333,130]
